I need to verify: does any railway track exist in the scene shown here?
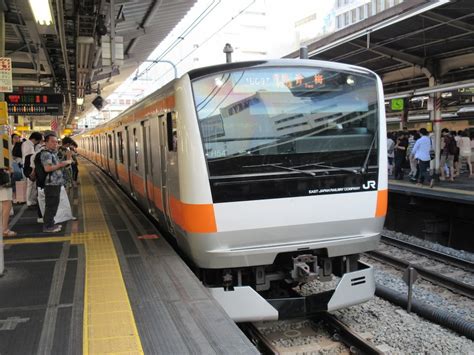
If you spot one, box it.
[243,313,382,354]
[365,249,474,299]
[380,234,474,272]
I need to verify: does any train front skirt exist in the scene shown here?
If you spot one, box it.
[209,261,375,322]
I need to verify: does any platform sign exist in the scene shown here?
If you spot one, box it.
[458,87,474,95]
[15,126,30,131]
[5,93,63,116]
[0,58,13,93]
[13,86,59,94]
[391,98,404,111]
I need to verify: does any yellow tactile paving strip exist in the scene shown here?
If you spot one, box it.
[71,165,144,355]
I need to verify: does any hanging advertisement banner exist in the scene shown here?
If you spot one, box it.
[0,58,13,93]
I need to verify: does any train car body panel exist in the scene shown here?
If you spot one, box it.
[175,78,215,204]
[75,59,388,320]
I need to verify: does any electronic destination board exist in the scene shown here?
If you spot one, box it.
[5,93,63,115]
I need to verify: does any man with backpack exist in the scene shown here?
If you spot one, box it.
[39,133,72,233]
[439,128,455,182]
[21,132,43,206]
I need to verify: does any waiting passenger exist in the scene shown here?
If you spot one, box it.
[439,128,455,182]
[393,132,408,180]
[387,133,395,176]
[0,170,16,237]
[458,130,473,177]
[21,132,43,206]
[57,137,74,192]
[407,132,420,178]
[70,141,79,186]
[40,134,72,233]
[11,133,24,201]
[411,128,433,188]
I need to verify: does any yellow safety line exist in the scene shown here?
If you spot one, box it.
[3,236,71,245]
[71,165,144,355]
[390,179,474,196]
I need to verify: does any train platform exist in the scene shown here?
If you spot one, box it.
[388,173,474,205]
[0,160,257,354]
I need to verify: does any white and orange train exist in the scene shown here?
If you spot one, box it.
[76,59,388,321]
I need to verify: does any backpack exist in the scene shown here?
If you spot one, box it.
[12,142,22,159]
[34,151,49,188]
[23,153,33,178]
[447,136,457,155]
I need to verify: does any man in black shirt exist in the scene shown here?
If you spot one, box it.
[394,132,408,180]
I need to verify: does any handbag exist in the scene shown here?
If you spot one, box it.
[38,186,73,223]
[429,137,435,160]
[0,168,11,187]
[429,150,435,160]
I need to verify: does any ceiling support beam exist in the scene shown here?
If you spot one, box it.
[125,0,163,55]
[352,39,425,67]
[55,0,73,125]
[420,11,474,33]
[329,12,473,64]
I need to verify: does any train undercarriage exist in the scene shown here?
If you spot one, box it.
[201,251,376,322]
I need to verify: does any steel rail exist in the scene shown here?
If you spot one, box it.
[366,250,474,299]
[315,313,383,355]
[380,234,474,272]
[240,323,280,355]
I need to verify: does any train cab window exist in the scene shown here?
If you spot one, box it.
[108,135,113,159]
[133,128,139,170]
[117,132,124,163]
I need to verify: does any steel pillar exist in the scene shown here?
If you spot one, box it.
[430,76,442,178]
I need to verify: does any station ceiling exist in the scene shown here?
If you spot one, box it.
[2,0,197,127]
[286,0,474,97]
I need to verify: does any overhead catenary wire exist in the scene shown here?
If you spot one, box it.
[135,0,221,80]
[153,0,256,83]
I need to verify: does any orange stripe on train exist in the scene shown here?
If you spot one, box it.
[375,189,388,217]
[117,163,128,182]
[170,196,217,233]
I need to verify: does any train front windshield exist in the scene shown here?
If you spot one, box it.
[192,66,380,201]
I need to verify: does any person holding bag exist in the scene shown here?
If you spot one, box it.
[40,133,72,233]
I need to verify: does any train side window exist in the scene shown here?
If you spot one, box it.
[133,128,139,171]
[108,135,113,159]
[117,132,124,163]
[167,111,177,152]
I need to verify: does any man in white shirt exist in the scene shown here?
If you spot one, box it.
[21,132,43,206]
[411,128,433,187]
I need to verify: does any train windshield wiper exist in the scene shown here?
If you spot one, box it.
[295,162,360,175]
[360,132,377,174]
[242,163,316,177]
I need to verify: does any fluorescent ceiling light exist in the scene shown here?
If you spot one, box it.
[29,0,53,26]
[76,97,84,106]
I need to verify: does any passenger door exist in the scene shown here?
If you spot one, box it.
[159,114,174,231]
[143,120,157,217]
[112,131,118,180]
